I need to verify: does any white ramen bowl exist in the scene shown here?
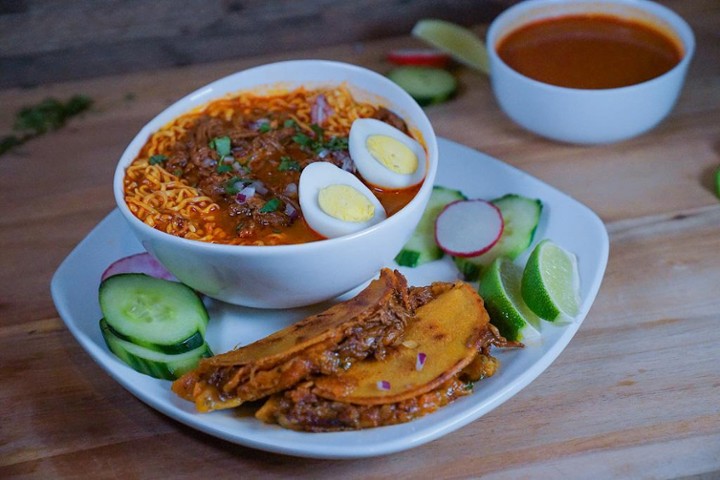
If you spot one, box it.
[113,60,438,308]
[486,0,695,144]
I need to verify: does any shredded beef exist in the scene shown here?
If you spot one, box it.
[256,376,473,432]
[373,106,409,134]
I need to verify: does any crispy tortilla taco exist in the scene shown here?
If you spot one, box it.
[173,269,515,430]
[172,268,415,412]
[255,281,508,431]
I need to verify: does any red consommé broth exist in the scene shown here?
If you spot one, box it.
[496,14,683,89]
[123,86,424,246]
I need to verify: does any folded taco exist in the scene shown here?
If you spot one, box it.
[172,268,415,412]
[173,269,514,430]
[255,281,508,431]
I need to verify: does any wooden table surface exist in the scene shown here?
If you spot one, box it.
[2,1,719,478]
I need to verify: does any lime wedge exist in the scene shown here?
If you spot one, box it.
[477,257,541,342]
[521,240,581,322]
[411,19,490,74]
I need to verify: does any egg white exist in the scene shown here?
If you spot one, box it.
[349,118,427,189]
[299,162,387,238]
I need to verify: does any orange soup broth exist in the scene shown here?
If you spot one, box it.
[497,14,683,89]
[124,87,424,246]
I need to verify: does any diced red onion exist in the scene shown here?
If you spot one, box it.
[416,352,427,371]
[251,181,268,195]
[200,157,215,168]
[252,118,270,131]
[235,185,255,203]
[284,182,298,196]
[339,153,355,173]
[101,252,177,282]
[310,94,333,126]
[284,203,298,220]
[317,148,329,159]
[376,380,391,391]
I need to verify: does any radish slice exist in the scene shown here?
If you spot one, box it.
[435,199,504,257]
[387,48,451,67]
[101,252,177,282]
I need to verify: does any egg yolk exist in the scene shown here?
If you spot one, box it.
[318,184,375,222]
[366,135,418,174]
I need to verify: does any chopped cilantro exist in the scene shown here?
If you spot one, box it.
[224,176,248,194]
[14,95,92,134]
[292,132,312,147]
[1,94,93,157]
[311,124,324,140]
[284,119,298,129]
[323,136,348,152]
[209,136,232,159]
[278,156,301,172]
[258,122,271,133]
[290,123,348,154]
[149,154,167,165]
[0,136,23,156]
[217,164,233,174]
[260,197,281,213]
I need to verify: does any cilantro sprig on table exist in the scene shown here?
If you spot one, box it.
[1,95,93,156]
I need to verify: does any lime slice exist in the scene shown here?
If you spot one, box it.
[477,257,541,342]
[411,19,490,74]
[521,240,581,322]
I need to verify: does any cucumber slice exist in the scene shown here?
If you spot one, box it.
[99,274,209,353]
[387,66,457,106]
[100,319,212,380]
[103,322,205,355]
[395,186,466,267]
[455,194,542,280]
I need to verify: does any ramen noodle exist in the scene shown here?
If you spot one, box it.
[123,85,421,245]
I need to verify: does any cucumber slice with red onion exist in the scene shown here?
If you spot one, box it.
[435,199,504,257]
[454,194,543,280]
[395,185,466,267]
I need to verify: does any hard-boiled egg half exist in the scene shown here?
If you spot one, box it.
[348,118,426,189]
[299,162,387,238]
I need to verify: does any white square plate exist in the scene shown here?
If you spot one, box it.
[51,138,609,459]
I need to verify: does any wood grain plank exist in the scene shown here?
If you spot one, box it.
[1,1,719,476]
[0,0,512,88]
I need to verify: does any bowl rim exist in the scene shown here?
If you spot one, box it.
[485,0,696,95]
[113,59,438,255]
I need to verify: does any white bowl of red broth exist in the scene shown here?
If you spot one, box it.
[113,60,438,308]
[487,0,694,144]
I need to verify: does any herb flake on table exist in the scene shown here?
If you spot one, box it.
[0,95,93,156]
